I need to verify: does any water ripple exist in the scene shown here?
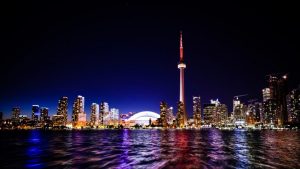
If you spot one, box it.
[0,129,300,168]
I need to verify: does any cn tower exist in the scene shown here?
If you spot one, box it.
[178,31,187,125]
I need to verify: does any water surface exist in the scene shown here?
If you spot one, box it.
[0,129,299,168]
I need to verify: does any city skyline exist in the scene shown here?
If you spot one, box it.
[1,2,299,119]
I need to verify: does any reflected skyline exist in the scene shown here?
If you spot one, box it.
[1,130,300,168]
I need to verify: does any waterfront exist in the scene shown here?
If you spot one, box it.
[1,129,300,169]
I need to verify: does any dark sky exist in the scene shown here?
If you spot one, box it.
[1,1,299,119]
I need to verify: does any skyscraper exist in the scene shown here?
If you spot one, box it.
[12,107,21,122]
[57,96,68,126]
[40,107,49,122]
[32,105,40,122]
[99,102,109,126]
[193,96,201,127]
[262,88,272,102]
[166,107,175,125]
[90,103,99,126]
[110,108,119,126]
[203,103,216,126]
[72,95,85,127]
[263,74,288,126]
[176,101,185,128]
[160,101,168,128]
[287,87,300,124]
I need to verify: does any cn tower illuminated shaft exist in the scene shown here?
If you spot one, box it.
[178,31,187,125]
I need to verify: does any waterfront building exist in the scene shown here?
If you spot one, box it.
[193,96,201,127]
[287,87,300,123]
[40,107,49,123]
[263,99,277,125]
[99,102,109,126]
[32,105,40,122]
[215,102,228,126]
[77,112,87,127]
[12,107,21,123]
[90,103,99,126]
[176,101,185,128]
[57,96,68,126]
[159,101,168,127]
[203,103,216,126]
[247,102,263,125]
[166,106,175,125]
[52,115,64,127]
[267,74,288,126]
[232,96,247,126]
[110,108,119,126]
[72,95,85,127]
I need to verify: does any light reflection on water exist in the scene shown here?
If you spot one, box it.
[0,129,300,169]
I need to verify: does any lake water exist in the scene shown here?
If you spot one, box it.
[0,129,300,169]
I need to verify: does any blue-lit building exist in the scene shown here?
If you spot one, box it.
[32,105,40,122]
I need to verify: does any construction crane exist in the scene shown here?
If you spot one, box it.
[233,94,248,100]
[248,99,258,104]
[265,73,288,81]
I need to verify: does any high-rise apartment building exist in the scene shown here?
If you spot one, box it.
[193,96,201,127]
[287,87,300,123]
[40,107,49,122]
[57,96,68,125]
[90,103,99,126]
[12,107,21,122]
[160,101,168,127]
[72,95,85,127]
[32,105,40,122]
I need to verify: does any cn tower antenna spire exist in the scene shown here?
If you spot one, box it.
[180,31,184,63]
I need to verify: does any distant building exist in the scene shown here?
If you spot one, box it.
[287,87,300,123]
[263,99,277,125]
[19,115,29,124]
[232,97,247,126]
[166,107,175,125]
[32,105,40,122]
[77,112,86,127]
[110,108,119,126]
[215,102,228,126]
[267,74,288,126]
[90,103,99,126]
[52,115,64,127]
[72,95,85,127]
[99,102,109,126]
[203,104,215,126]
[57,96,68,126]
[262,88,271,102]
[193,96,201,127]
[176,101,185,128]
[0,112,3,121]
[203,99,228,127]
[40,107,49,123]
[247,102,263,124]
[12,107,21,122]
[159,101,168,127]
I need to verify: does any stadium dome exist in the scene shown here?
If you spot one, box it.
[127,111,160,125]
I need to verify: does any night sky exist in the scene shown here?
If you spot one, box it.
[1,2,299,119]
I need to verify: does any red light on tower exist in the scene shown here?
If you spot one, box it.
[180,31,184,63]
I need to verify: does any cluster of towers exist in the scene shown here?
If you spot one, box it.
[4,95,120,129]
[159,32,299,129]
